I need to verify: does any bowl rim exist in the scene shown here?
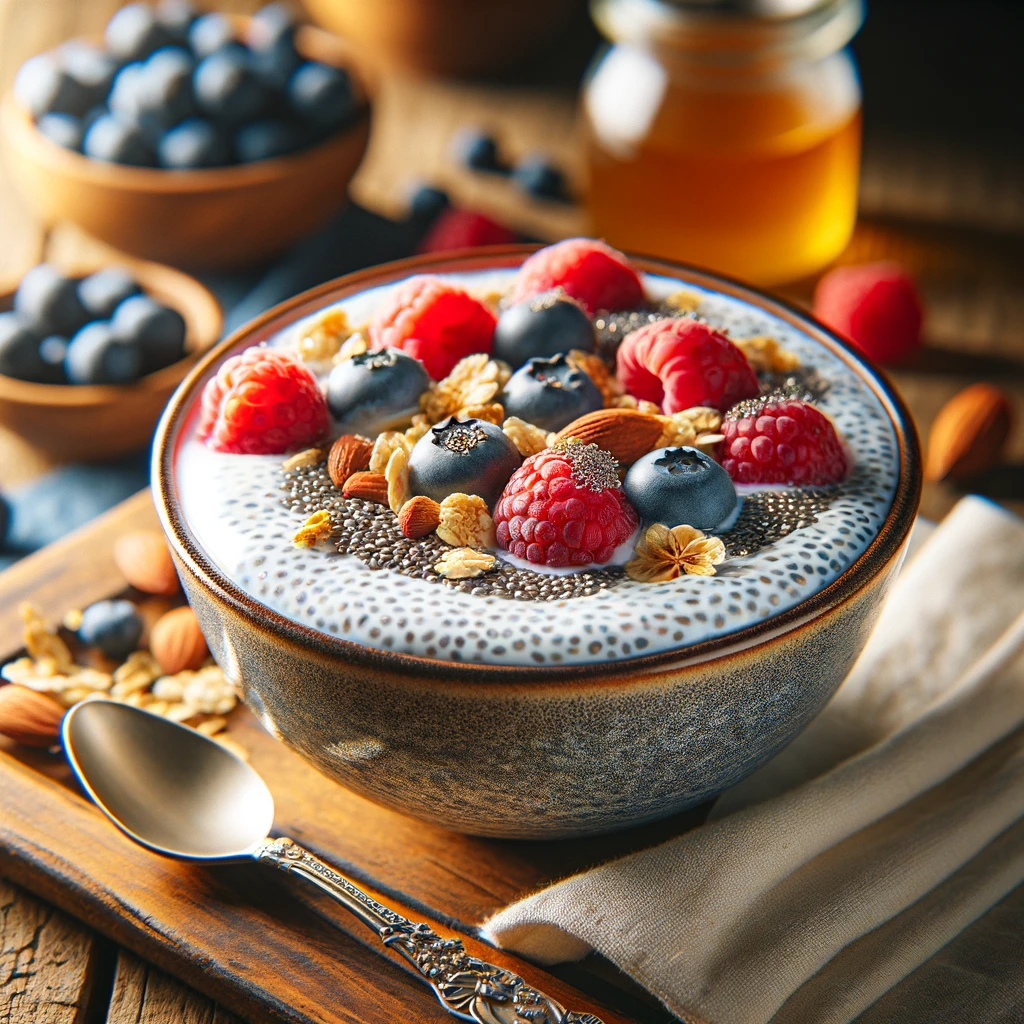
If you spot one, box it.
[153,245,922,685]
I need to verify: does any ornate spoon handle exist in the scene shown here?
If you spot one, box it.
[255,837,604,1024]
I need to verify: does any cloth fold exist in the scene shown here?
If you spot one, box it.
[484,497,1024,1024]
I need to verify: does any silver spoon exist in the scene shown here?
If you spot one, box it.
[62,699,603,1024]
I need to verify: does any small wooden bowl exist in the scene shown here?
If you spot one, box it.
[0,25,371,271]
[0,257,222,462]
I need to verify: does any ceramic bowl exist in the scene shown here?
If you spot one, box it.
[0,256,221,461]
[0,26,371,271]
[153,247,921,839]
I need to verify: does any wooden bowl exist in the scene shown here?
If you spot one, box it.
[0,257,222,462]
[301,0,583,77]
[0,26,371,271]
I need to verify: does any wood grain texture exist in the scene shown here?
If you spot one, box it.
[0,877,103,1024]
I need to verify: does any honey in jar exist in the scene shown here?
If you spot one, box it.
[583,0,865,286]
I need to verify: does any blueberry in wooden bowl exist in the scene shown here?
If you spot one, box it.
[0,257,221,461]
[0,3,372,271]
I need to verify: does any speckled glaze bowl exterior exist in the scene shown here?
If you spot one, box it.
[153,247,921,839]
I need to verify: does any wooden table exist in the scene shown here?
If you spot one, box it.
[1,1,1022,1021]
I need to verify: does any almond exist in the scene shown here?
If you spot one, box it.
[925,383,1013,482]
[149,606,209,675]
[113,530,180,595]
[327,434,373,488]
[398,495,442,538]
[555,408,665,468]
[0,684,64,747]
[342,471,389,504]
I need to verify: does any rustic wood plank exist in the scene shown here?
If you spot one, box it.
[0,876,104,1024]
[107,950,243,1024]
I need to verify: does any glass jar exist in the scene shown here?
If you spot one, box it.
[583,0,864,286]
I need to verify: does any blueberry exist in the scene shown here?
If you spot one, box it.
[78,268,142,320]
[141,46,196,125]
[188,12,237,59]
[233,118,302,161]
[492,291,596,369]
[247,3,297,51]
[83,113,156,166]
[59,41,118,108]
[248,7,302,91]
[14,264,89,337]
[38,336,69,383]
[110,295,186,373]
[500,354,603,433]
[512,154,567,201]
[326,348,430,436]
[452,128,503,173]
[0,492,9,549]
[158,116,230,168]
[107,62,148,120]
[156,0,200,44]
[406,183,450,226]
[65,322,143,384]
[105,4,174,63]
[13,53,89,118]
[624,446,739,531]
[288,62,354,131]
[408,416,522,508]
[36,112,84,151]
[78,599,143,659]
[194,50,267,123]
[0,313,47,382]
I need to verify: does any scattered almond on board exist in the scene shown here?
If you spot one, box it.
[113,530,181,595]
[0,684,64,746]
[925,383,1014,482]
[149,606,209,675]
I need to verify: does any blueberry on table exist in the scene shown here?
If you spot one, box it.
[452,127,503,173]
[288,62,355,130]
[38,336,69,383]
[512,154,567,201]
[188,12,237,60]
[14,264,90,338]
[406,183,450,226]
[158,117,230,168]
[194,50,267,123]
[408,416,522,508]
[156,0,200,44]
[36,112,84,151]
[326,348,430,436]
[141,46,197,125]
[105,4,173,63]
[78,599,143,659]
[492,290,596,368]
[501,354,603,433]
[59,41,118,108]
[65,322,143,385]
[0,313,46,382]
[624,446,739,531]
[13,53,90,118]
[78,268,142,320]
[83,113,156,166]
[111,295,187,373]
[233,118,302,162]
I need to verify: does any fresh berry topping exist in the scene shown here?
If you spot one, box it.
[368,275,497,380]
[813,262,923,366]
[718,399,847,485]
[326,347,430,436]
[197,346,329,454]
[493,442,639,567]
[492,290,596,368]
[407,416,522,507]
[510,239,644,315]
[416,208,518,255]
[616,317,759,414]
[501,353,603,432]
[624,446,738,531]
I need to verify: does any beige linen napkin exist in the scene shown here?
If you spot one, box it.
[484,496,1024,1024]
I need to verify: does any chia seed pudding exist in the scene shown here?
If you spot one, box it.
[173,251,899,667]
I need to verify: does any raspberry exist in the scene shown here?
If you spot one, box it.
[617,317,759,414]
[416,208,518,254]
[510,238,644,315]
[369,275,497,380]
[813,262,923,365]
[197,346,329,454]
[493,442,639,567]
[718,399,847,485]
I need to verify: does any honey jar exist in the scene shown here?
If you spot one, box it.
[583,0,864,285]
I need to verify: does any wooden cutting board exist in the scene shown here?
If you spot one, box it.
[0,490,705,1024]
